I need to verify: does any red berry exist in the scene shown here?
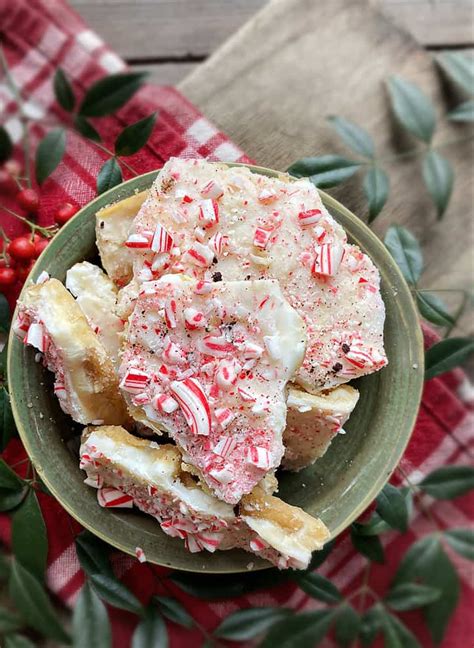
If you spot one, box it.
[17,188,40,213]
[7,236,36,262]
[15,262,35,283]
[34,237,49,257]
[0,267,16,289]
[55,202,78,226]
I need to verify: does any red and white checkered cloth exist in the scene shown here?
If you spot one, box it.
[1,2,473,647]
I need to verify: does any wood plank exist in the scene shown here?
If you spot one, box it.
[179,0,473,335]
[129,62,199,86]
[69,0,473,63]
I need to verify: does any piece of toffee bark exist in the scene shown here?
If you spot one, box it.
[128,158,387,392]
[81,426,329,569]
[96,191,147,287]
[283,385,359,471]
[13,279,128,425]
[66,262,124,362]
[118,275,306,504]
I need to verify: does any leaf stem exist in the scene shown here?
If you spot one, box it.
[0,204,57,237]
[444,291,469,338]
[375,134,474,165]
[397,466,442,529]
[92,141,139,176]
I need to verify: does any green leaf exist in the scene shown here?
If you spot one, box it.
[75,530,114,578]
[287,155,361,188]
[259,610,335,648]
[334,604,360,647]
[53,68,75,112]
[425,338,474,380]
[364,166,389,222]
[387,76,436,142]
[352,513,392,536]
[214,607,291,641]
[422,150,454,219]
[79,72,148,117]
[0,125,13,163]
[376,483,409,532]
[436,52,474,96]
[293,572,342,603]
[300,540,335,572]
[384,225,423,285]
[327,116,374,158]
[385,582,441,611]
[9,559,71,643]
[132,606,167,648]
[0,552,10,580]
[0,605,22,633]
[0,487,27,512]
[0,459,25,491]
[4,635,36,648]
[359,604,385,647]
[74,116,102,143]
[416,292,454,327]
[115,113,157,157]
[73,580,111,648]
[448,99,474,122]
[393,534,439,584]
[0,293,11,333]
[0,388,17,453]
[170,569,290,599]
[419,465,474,499]
[152,596,193,628]
[350,527,385,563]
[90,574,143,615]
[35,128,66,185]
[383,613,421,648]
[12,490,48,581]
[444,528,474,560]
[97,158,122,195]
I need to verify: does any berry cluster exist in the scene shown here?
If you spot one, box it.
[0,160,78,291]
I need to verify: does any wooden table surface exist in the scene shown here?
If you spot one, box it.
[72,0,473,337]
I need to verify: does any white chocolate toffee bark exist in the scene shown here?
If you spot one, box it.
[80,426,329,568]
[118,275,306,504]
[283,385,360,471]
[14,279,128,425]
[127,158,387,392]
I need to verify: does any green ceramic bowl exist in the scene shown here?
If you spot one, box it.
[8,165,424,573]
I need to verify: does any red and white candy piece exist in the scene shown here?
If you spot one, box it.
[135,546,147,563]
[25,322,46,352]
[209,232,228,256]
[201,181,224,200]
[198,198,219,228]
[214,408,235,431]
[54,382,67,400]
[212,434,237,456]
[238,386,256,402]
[249,536,268,552]
[208,466,234,484]
[184,307,207,330]
[125,233,151,249]
[195,532,223,553]
[120,369,150,393]
[253,227,272,250]
[35,271,50,284]
[245,446,271,469]
[164,298,177,329]
[97,487,134,508]
[84,474,103,489]
[215,359,240,390]
[133,392,151,405]
[343,341,376,369]
[194,280,212,295]
[170,377,211,436]
[198,335,235,358]
[151,223,174,253]
[298,208,322,227]
[162,339,186,364]
[153,393,179,414]
[258,189,278,204]
[184,241,214,267]
[312,243,344,277]
[240,341,263,360]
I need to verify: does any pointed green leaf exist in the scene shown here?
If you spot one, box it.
[419,465,474,499]
[0,487,27,512]
[73,580,111,648]
[436,52,474,96]
[425,338,474,380]
[97,158,122,195]
[384,613,421,648]
[1,388,17,453]
[385,582,441,611]
[353,513,392,536]
[0,124,13,163]
[89,574,143,615]
[444,528,474,560]
[35,128,66,185]
[387,76,436,142]
[0,293,10,333]
[327,116,374,157]
[359,604,385,647]
[287,155,361,188]
[0,605,22,633]
[75,530,114,577]
[364,166,389,222]
[0,553,10,580]
[384,225,423,285]
[9,560,71,643]
[214,607,291,641]
[80,72,148,117]
[334,604,360,647]
[260,610,336,648]
[422,150,454,219]
[351,527,385,563]
[376,483,409,532]
[393,534,440,584]
[115,113,157,157]
[132,606,167,648]
[12,489,48,580]
[74,116,102,143]
[4,635,37,648]
[53,68,75,112]
[416,292,454,327]
[448,99,474,122]
[293,572,342,603]
[152,596,193,628]
[0,459,25,491]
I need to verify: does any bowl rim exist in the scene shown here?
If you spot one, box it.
[8,163,424,572]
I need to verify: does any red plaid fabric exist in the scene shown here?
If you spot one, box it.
[1,2,473,647]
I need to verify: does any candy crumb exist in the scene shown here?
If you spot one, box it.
[135,547,147,563]
[412,364,418,369]
[247,562,255,570]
